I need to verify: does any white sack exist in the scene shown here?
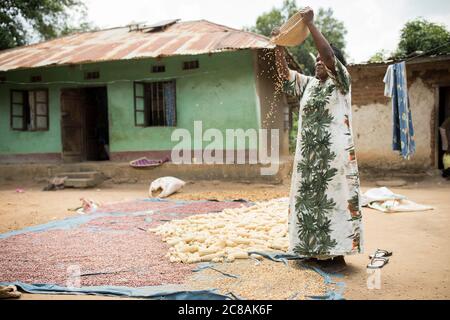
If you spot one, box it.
[149,177,186,198]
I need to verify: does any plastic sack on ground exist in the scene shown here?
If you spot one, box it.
[149,177,186,198]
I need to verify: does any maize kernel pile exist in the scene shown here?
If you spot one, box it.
[149,199,289,263]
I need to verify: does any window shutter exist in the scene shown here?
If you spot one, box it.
[33,89,49,130]
[11,90,26,130]
[134,82,146,126]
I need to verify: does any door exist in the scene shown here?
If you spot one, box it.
[438,86,450,169]
[61,89,86,162]
[84,87,110,161]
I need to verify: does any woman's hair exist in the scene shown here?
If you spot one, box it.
[330,44,347,67]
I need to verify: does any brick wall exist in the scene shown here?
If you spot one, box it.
[348,57,450,107]
[347,56,450,171]
[348,64,389,106]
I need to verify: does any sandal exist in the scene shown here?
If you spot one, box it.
[367,257,389,269]
[369,249,392,259]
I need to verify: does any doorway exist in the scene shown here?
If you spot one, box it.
[60,87,109,162]
[438,86,450,169]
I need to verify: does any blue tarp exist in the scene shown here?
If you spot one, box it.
[0,199,345,300]
[0,282,233,300]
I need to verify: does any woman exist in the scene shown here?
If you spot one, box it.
[274,7,363,271]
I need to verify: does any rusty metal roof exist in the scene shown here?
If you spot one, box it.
[0,20,276,72]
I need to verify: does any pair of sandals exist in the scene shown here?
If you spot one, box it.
[367,249,392,269]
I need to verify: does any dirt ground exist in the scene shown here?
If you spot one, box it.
[1,177,449,300]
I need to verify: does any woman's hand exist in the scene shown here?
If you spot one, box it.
[271,27,281,37]
[299,7,314,25]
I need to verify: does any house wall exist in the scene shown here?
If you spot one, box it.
[253,49,291,157]
[0,50,262,162]
[348,58,450,170]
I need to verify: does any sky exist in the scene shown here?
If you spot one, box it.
[84,0,450,63]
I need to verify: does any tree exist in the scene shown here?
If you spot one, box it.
[396,19,450,58]
[0,0,93,50]
[247,0,348,75]
[249,9,284,38]
[369,49,389,63]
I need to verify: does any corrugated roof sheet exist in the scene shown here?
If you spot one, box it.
[0,20,275,72]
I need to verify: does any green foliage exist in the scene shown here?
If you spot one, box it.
[294,83,338,256]
[0,0,94,50]
[396,19,450,58]
[368,19,450,61]
[247,1,347,75]
[369,50,389,63]
[246,0,297,37]
[247,8,284,38]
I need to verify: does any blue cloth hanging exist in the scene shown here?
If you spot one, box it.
[383,62,415,159]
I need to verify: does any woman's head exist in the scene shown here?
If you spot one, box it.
[315,45,347,80]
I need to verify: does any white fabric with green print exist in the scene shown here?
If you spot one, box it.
[284,57,363,258]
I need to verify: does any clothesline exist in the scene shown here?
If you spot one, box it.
[404,41,450,62]
[381,41,450,65]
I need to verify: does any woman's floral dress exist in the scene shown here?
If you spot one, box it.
[283,57,363,258]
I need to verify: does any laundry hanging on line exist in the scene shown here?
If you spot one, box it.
[383,62,416,160]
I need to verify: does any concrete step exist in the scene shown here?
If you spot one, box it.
[57,171,102,179]
[57,171,104,188]
[64,178,98,188]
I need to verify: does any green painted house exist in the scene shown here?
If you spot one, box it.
[0,19,298,164]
